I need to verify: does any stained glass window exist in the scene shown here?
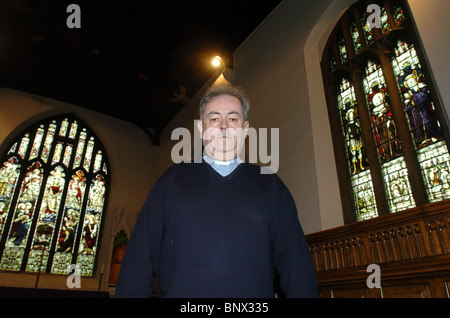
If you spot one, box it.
[0,115,109,276]
[322,0,449,223]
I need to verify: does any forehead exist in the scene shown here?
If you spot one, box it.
[204,95,243,115]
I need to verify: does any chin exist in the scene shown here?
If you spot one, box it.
[213,151,237,161]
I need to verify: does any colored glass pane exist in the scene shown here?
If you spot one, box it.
[29,125,45,160]
[41,121,57,163]
[73,129,87,169]
[338,37,347,64]
[392,39,450,202]
[8,142,17,155]
[380,6,391,34]
[392,40,442,148]
[84,137,95,172]
[68,121,78,139]
[361,12,375,47]
[18,133,30,159]
[381,157,415,212]
[26,166,66,272]
[330,55,337,71]
[352,170,378,220]
[51,142,63,165]
[63,144,73,167]
[0,162,44,271]
[363,59,402,163]
[93,150,102,173]
[350,21,362,54]
[417,141,450,202]
[337,78,378,220]
[393,5,405,26]
[51,170,86,274]
[0,157,21,238]
[59,118,69,137]
[338,78,369,174]
[77,174,106,276]
[363,59,415,212]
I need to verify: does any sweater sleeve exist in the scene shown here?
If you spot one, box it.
[273,184,318,298]
[115,176,166,298]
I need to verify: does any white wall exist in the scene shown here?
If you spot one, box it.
[0,88,157,290]
[233,0,341,234]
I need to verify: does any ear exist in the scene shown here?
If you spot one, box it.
[197,119,203,138]
[243,121,250,137]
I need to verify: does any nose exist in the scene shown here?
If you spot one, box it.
[220,119,228,131]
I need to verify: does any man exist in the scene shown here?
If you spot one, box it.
[115,85,317,298]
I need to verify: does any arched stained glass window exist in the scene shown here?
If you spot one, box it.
[321,0,450,223]
[0,115,109,276]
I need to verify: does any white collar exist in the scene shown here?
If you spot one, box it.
[203,155,243,166]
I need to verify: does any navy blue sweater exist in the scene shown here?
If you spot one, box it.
[115,161,317,298]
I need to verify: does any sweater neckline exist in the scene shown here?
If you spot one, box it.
[201,158,246,180]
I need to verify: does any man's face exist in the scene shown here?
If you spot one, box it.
[198,95,249,161]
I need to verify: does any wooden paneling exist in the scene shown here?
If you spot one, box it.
[306,200,450,298]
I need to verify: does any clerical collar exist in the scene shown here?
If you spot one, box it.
[203,155,242,165]
[203,155,243,176]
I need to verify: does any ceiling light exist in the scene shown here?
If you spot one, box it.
[212,56,224,67]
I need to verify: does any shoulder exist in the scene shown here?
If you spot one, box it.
[239,163,287,190]
[157,161,207,181]
[241,162,281,178]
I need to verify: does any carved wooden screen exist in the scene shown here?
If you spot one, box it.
[0,114,109,276]
[321,0,450,223]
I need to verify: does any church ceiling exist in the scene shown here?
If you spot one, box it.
[0,0,282,144]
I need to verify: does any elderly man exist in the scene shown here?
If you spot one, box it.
[116,84,317,298]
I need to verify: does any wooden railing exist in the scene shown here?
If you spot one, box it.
[306,200,450,298]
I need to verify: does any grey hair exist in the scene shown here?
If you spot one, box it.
[199,85,250,121]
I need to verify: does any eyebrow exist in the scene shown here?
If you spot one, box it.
[207,110,242,117]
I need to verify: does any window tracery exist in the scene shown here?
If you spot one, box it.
[0,115,109,276]
[321,0,449,222]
